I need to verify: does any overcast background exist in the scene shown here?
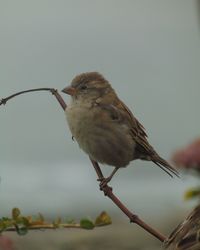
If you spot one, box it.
[0,0,200,248]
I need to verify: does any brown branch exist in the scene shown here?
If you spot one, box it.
[90,159,166,242]
[0,88,166,242]
[50,89,67,110]
[0,88,66,110]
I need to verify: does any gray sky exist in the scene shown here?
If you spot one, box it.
[0,0,200,220]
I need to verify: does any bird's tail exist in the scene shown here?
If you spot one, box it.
[151,154,179,178]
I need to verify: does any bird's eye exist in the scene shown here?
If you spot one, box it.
[80,85,87,90]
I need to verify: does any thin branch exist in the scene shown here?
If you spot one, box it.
[0,88,66,110]
[90,159,166,242]
[0,88,53,105]
[4,223,83,232]
[50,89,67,110]
[0,208,111,234]
[0,89,167,242]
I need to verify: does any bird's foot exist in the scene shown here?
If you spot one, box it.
[98,176,112,190]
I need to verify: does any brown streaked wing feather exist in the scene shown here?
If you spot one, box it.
[97,92,178,177]
[96,91,149,149]
[112,97,179,177]
[164,204,200,249]
[113,97,155,154]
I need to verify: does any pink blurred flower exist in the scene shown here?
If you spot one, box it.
[172,139,200,172]
[0,236,14,250]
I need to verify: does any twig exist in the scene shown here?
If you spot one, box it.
[0,88,66,110]
[0,208,111,234]
[90,159,166,242]
[4,223,82,232]
[0,89,167,242]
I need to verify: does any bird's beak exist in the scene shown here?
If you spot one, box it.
[62,86,76,96]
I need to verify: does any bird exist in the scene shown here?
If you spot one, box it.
[164,204,200,250]
[62,72,179,185]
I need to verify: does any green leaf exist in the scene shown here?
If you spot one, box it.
[80,218,94,230]
[12,208,21,219]
[16,226,28,236]
[184,187,200,200]
[95,211,112,227]
[0,220,11,232]
[21,217,30,227]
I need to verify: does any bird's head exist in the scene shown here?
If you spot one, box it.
[62,72,112,102]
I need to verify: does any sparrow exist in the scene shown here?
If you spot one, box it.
[164,204,200,250]
[62,72,178,184]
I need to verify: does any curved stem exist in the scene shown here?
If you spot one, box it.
[0,88,67,110]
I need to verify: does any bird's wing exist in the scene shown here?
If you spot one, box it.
[96,94,153,152]
[96,94,178,177]
[112,97,154,153]
[114,98,179,177]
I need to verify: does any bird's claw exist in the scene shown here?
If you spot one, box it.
[98,176,112,189]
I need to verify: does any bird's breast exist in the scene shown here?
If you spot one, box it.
[65,102,135,168]
[65,102,93,140]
